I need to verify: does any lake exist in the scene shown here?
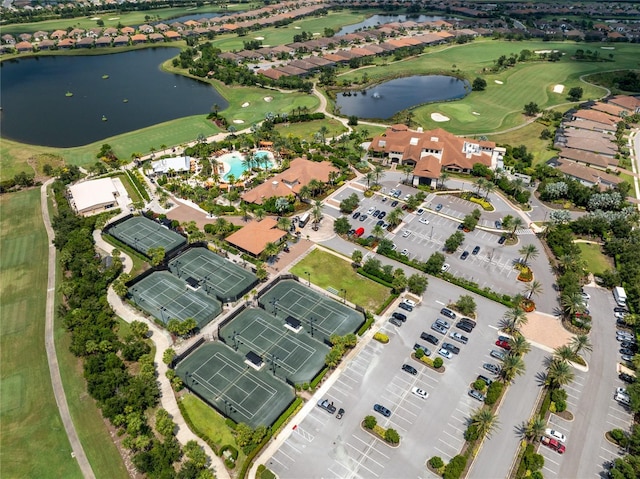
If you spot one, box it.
[336,14,447,36]
[0,48,227,147]
[335,75,470,119]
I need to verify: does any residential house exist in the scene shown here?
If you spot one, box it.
[554,160,622,190]
[557,148,619,171]
[608,95,640,114]
[96,36,112,47]
[38,39,55,50]
[138,24,154,34]
[164,31,181,41]
[15,41,33,52]
[76,37,95,48]
[130,34,148,44]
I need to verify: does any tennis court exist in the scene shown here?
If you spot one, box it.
[168,247,258,303]
[219,308,329,384]
[259,280,364,343]
[107,216,186,256]
[175,342,295,428]
[129,271,221,328]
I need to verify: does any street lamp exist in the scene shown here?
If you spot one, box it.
[304,271,311,286]
[340,289,347,304]
[308,316,316,338]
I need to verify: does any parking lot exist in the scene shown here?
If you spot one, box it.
[268,285,510,478]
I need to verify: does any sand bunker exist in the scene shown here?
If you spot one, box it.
[91,17,101,20]
[312,32,321,36]
[241,102,250,107]
[233,119,245,124]
[431,113,450,122]
[254,36,265,40]
[108,17,120,20]
[495,80,504,85]
[553,84,565,94]
[472,112,480,116]
[264,96,273,102]
[535,49,559,54]
[601,46,615,50]
[294,26,301,29]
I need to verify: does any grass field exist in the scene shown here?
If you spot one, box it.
[576,242,612,275]
[290,248,391,311]
[488,121,558,166]
[179,394,247,464]
[0,4,246,36]
[275,118,348,142]
[0,189,82,478]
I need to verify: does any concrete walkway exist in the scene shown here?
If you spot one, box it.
[41,179,96,479]
[93,232,231,479]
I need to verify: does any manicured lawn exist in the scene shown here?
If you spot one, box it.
[0,189,82,479]
[111,172,143,204]
[488,121,558,166]
[179,394,247,464]
[576,242,612,275]
[275,119,347,142]
[290,248,391,311]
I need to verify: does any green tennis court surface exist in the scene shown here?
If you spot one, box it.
[107,216,186,255]
[219,308,329,384]
[259,279,364,343]
[129,271,221,328]
[175,343,295,428]
[168,247,258,303]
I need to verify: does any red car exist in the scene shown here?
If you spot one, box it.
[495,339,511,350]
[541,436,566,454]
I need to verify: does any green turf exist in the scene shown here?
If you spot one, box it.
[289,249,391,312]
[275,118,347,142]
[0,4,246,36]
[179,394,247,464]
[0,189,82,479]
[488,121,558,166]
[576,242,612,275]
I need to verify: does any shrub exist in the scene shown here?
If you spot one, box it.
[443,455,467,479]
[364,415,377,429]
[531,471,543,479]
[473,379,487,391]
[455,295,477,316]
[433,357,443,369]
[415,348,425,359]
[429,456,444,469]
[385,428,400,444]
[373,332,389,343]
[484,381,503,405]
[554,398,567,413]
[464,423,480,441]
[610,429,627,446]
[420,355,434,367]
[523,450,544,472]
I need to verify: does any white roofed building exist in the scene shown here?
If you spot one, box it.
[150,156,192,175]
[68,177,122,216]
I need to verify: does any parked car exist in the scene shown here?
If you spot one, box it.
[622,354,634,362]
[400,248,409,256]
[435,318,451,329]
[389,317,403,327]
[411,387,429,399]
[483,363,501,375]
[469,389,486,402]
[352,211,360,219]
[456,321,474,333]
[392,312,407,322]
[373,210,381,218]
[490,349,505,360]
[498,236,507,245]
[457,223,465,231]
[581,291,591,300]
[336,408,345,419]
[616,391,631,405]
[461,318,477,328]
[419,217,430,225]
[431,322,448,335]
[441,263,451,273]
[472,246,481,255]
[413,343,431,356]
[317,399,337,414]
[403,299,416,308]
[398,302,413,312]
[378,211,386,220]
[476,375,493,386]
[402,230,411,238]
[438,348,453,359]
[450,332,469,344]
[376,219,385,227]
[545,428,566,443]
[435,204,443,211]
[373,404,391,417]
[391,200,399,207]
[442,342,460,354]
[440,308,457,320]
[416,208,424,216]
[460,251,470,260]
[402,364,418,375]
[496,339,511,350]
[620,341,638,351]
[614,307,629,313]
[619,373,635,384]
[494,220,502,229]
[620,348,635,356]
[359,214,368,222]
[541,436,566,454]
[367,207,375,215]
[617,331,634,341]
[421,332,440,345]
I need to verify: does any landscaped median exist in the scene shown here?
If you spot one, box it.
[361,415,400,447]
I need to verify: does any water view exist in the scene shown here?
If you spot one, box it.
[0,48,227,147]
[336,14,446,36]
[335,75,470,119]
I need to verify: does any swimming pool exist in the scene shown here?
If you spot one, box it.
[219,150,275,182]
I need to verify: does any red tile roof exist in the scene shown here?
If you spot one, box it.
[225,218,287,256]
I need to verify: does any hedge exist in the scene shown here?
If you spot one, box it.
[443,455,467,479]
[357,316,375,336]
[373,332,389,343]
[375,292,399,315]
[539,389,552,419]
[102,232,151,262]
[441,273,514,308]
[270,397,303,437]
[310,368,329,390]
[126,169,150,201]
[238,433,271,479]
[484,381,503,406]
[357,268,394,288]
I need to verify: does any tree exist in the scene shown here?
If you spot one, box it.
[567,87,583,101]
[277,217,291,231]
[500,306,528,334]
[352,249,363,266]
[471,407,500,439]
[518,244,539,266]
[163,348,176,365]
[523,279,543,300]
[392,271,408,294]
[560,291,587,319]
[112,279,129,297]
[372,224,385,240]
[155,408,176,438]
[570,334,592,358]
[509,216,525,238]
[524,102,540,116]
[508,335,531,357]
[500,354,526,383]
[385,428,400,444]
[472,77,487,91]
[183,440,208,469]
[364,415,377,429]
[454,295,476,316]
[255,262,267,282]
[444,231,465,253]
[131,321,149,339]
[424,252,446,275]
[262,242,279,262]
[386,208,403,227]
[553,344,577,363]
[524,417,547,442]
[339,193,360,213]
[407,274,428,295]
[147,247,166,266]
[334,216,351,235]
[546,359,575,389]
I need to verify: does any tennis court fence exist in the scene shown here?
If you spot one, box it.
[171,336,206,368]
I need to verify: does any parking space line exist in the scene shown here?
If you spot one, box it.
[434,447,453,460]
[269,455,289,470]
[335,379,353,390]
[544,455,560,466]
[343,443,385,470]
[543,466,557,475]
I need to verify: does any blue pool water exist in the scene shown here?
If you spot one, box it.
[221,150,274,181]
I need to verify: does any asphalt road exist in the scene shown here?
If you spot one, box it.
[268,281,511,478]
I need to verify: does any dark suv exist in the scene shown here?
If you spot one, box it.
[420,332,440,345]
[456,321,473,333]
[402,364,418,375]
[440,308,457,320]
[392,312,407,322]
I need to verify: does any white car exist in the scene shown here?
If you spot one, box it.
[581,291,591,300]
[411,387,429,399]
[403,298,417,308]
[617,387,628,396]
[367,206,376,215]
[450,331,469,344]
[438,348,453,359]
[545,428,566,443]
[441,263,450,272]
[400,248,409,256]
[402,230,411,238]
[616,391,631,405]
[416,208,425,216]
[419,217,430,225]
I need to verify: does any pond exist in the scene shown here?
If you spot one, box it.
[335,75,470,119]
[336,14,447,36]
[0,48,227,147]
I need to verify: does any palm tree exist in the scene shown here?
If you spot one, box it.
[475,177,487,196]
[240,203,250,222]
[560,291,586,319]
[509,335,531,357]
[365,171,375,188]
[312,202,322,226]
[254,208,265,221]
[262,242,279,262]
[277,217,291,231]
[470,407,500,439]
[402,164,413,183]
[570,334,593,358]
[553,345,577,363]
[374,165,385,185]
[501,306,528,333]
[518,244,539,266]
[298,185,311,202]
[524,417,546,443]
[386,208,403,228]
[523,279,543,300]
[308,179,323,198]
[510,216,525,239]
[546,359,575,389]
[499,354,526,383]
[372,224,385,240]
[483,181,496,200]
[438,171,450,189]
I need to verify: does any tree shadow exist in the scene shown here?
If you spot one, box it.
[536,370,549,387]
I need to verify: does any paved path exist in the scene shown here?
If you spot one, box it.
[92,232,230,479]
[40,179,96,479]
